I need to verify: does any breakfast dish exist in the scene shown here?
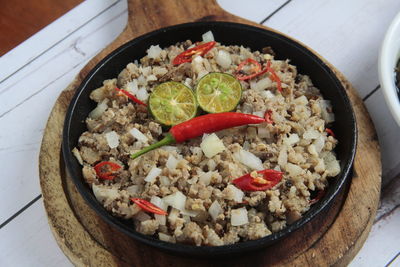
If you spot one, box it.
[72,32,340,246]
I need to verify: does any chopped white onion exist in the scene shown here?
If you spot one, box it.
[137,75,146,86]
[89,99,108,119]
[159,176,171,186]
[180,209,199,217]
[224,184,244,202]
[254,77,272,91]
[231,207,249,226]
[303,129,320,140]
[130,128,148,143]
[323,152,341,176]
[320,100,335,123]
[284,133,300,146]
[216,50,231,69]
[207,159,216,171]
[202,31,215,42]
[141,66,152,76]
[163,191,186,211]
[126,185,139,196]
[125,80,138,94]
[151,196,167,225]
[260,90,275,99]
[146,74,157,82]
[286,163,303,177]
[200,133,226,158]
[313,135,325,153]
[105,131,119,149]
[147,45,162,59]
[278,145,288,168]
[166,154,179,170]
[199,171,213,185]
[92,184,119,206]
[233,149,264,170]
[136,87,149,101]
[257,126,270,138]
[144,166,162,183]
[208,200,223,221]
[294,95,308,105]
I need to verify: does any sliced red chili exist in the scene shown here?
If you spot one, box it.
[325,128,335,138]
[173,41,216,65]
[235,58,263,80]
[131,198,168,215]
[264,109,273,124]
[115,87,147,106]
[232,169,284,191]
[94,161,122,180]
[265,61,282,92]
[309,190,326,205]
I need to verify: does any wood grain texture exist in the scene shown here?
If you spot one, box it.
[39,0,381,266]
[0,0,83,56]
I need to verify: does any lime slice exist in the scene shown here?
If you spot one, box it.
[196,73,242,113]
[149,81,197,126]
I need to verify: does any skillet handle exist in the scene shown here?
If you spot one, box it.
[125,0,259,39]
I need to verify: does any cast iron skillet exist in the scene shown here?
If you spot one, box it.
[63,21,357,257]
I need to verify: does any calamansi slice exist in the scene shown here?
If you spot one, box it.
[149,81,197,126]
[196,73,242,113]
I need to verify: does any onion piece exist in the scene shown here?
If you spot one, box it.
[158,233,175,243]
[216,50,231,69]
[284,133,300,146]
[200,133,226,158]
[208,200,223,221]
[199,171,213,185]
[163,191,187,211]
[105,131,119,149]
[125,80,138,94]
[233,149,264,170]
[126,185,139,196]
[151,196,167,225]
[320,100,335,123]
[89,99,108,119]
[286,163,303,177]
[92,184,119,206]
[202,31,215,42]
[313,135,326,153]
[72,148,83,165]
[166,154,179,170]
[130,128,148,143]
[147,45,162,59]
[231,207,249,226]
[144,166,162,183]
[136,87,149,101]
[303,129,320,140]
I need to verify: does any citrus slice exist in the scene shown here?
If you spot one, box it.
[149,81,197,126]
[196,73,242,113]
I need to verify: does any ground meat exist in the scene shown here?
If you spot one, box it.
[73,40,340,246]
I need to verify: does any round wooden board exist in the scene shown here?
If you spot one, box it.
[39,1,381,266]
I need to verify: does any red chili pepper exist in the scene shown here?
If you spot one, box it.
[94,161,122,180]
[173,41,216,65]
[265,61,282,92]
[131,112,265,159]
[115,87,147,106]
[325,128,335,138]
[235,58,263,80]
[131,198,168,215]
[264,110,273,124]
[309,190,326,205]
[232,169,284,191]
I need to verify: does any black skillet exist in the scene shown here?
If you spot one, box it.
[63,21,357,258]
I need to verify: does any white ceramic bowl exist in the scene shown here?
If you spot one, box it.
[379,11,400,126]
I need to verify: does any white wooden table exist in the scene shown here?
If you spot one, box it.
[1,1,399,266]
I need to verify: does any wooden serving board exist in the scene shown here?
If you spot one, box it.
[39,0,382,266]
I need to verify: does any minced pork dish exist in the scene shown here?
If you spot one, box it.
[72,32,340,246]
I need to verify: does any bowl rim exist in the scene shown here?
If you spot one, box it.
[62,21,357,256]
[379,11,400,127]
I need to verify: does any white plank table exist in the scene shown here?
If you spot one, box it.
[0,0,399,266]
